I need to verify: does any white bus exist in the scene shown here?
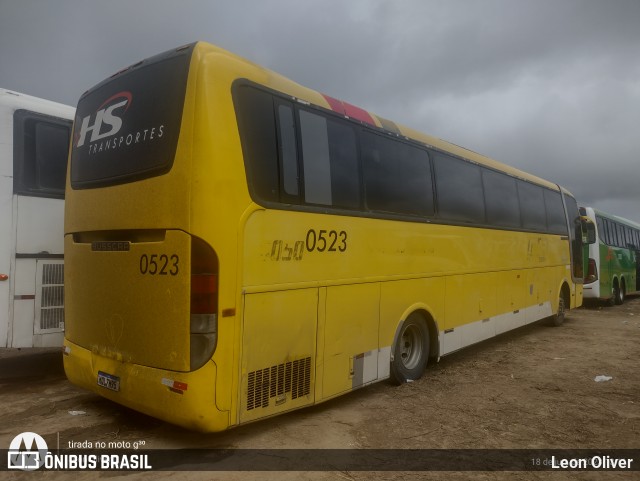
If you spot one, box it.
[0,88,74,347]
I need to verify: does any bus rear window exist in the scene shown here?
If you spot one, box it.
[70,44,194,189]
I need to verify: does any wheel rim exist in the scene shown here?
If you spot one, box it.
[399,324,423,369]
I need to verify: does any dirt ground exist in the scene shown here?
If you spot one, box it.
[1,296,639,480]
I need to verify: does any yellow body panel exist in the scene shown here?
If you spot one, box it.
[65,230,191,371]
[240,289,317,424]
[63,339,229,432]
[322,283,381,399]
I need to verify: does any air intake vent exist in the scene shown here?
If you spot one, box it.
[43,263,64,285]
[247,357,311,411]
[36,261,64,331]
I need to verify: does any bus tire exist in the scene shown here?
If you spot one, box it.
[615,280,625,305]
[549,295,566,327]
[390,314,429,384]
[609,280,620,306]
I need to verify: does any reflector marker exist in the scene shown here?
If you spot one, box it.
[161,378,188,393]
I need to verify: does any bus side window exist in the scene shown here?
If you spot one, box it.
[544,189,568,235]
[433,152,485,224]
[276,102,299,199]
[235,86,280,203]
[596,216,605,244]
[482,169,520,228]
[325,120,359,209]
[298,109,360,209]
[604,219,613,246]
[517,181,546,232]
[299,110,333,206]
[362,132,433,217]
[617,223,624,248]
[13,110,71,199]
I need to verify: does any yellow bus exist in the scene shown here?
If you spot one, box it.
[64,42,587,432]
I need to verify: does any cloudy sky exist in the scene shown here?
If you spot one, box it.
[1,0,639,222]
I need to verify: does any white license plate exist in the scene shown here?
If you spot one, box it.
[97,371,120,392]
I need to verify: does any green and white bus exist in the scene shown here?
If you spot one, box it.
[580,207,640,305]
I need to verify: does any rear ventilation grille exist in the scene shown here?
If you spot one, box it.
[43,263,64,285]
[36,261,65,332]
[247,357,311,411]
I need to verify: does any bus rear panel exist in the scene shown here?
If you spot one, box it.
[64,43,233,431]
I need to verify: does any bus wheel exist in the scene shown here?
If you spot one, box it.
[609,281,620,306]
[390,314,429,384]
[615,281,625,305]
[549,296,565,327]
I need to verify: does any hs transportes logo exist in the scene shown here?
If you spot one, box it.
[75,91,132,148]
[74,90,166,157]
[7,432,48,471]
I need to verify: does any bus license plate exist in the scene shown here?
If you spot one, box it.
[97,371,120,392]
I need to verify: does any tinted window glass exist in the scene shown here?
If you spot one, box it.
[482,169,520,228]
[299,110,333,205]
[71,44,193,189]
[518,181,546,231]
[327,120,359,209]
[617,224,625,247]
[277,103,299,197]
[362,132,433,216]
[607,220,616,246]
[434,153,484,223]
[544,189,567,234]
[596,216,606,244]
[299,110,360,208]
[609,220,616,245]
[235,86,279,202]
[13,110,72,199]
[35,122,70,191]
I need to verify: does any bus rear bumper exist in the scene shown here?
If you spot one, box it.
[63,338,230,432]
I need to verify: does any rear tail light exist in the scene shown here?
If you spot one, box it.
[191,274,217,314]
[190,237,218,371]
[585,258,598,284]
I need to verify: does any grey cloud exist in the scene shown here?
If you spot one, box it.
[1,0,638,221]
